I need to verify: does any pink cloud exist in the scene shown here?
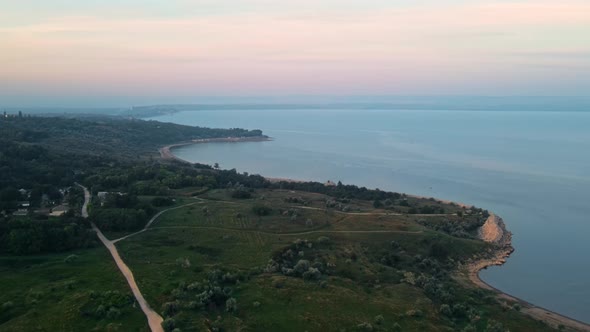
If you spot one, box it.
[0,1,588,95]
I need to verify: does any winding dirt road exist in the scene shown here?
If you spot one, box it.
[112,202,199,244]
[77,184,164,332]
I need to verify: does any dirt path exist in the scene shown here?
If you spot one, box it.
[193,197,454,217]
[293,204,452,217]
[112,202,199,243]
[149,225,423,236]
[77,184,164,332]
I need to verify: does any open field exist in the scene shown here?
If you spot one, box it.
[0,247,147,332]
[113,188,554,332]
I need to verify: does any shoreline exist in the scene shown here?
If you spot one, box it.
[468,215,589,331]
[159,136,272,163]
[160,137,590,331]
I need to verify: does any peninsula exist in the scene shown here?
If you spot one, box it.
[0,115,587,332]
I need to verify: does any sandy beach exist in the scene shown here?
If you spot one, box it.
[159,136,271,162]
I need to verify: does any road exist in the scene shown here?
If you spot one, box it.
[76,184,164,332]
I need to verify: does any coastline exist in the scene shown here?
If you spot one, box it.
[468,215,589,331]
[160,137,590,331]
[159,136,272,163]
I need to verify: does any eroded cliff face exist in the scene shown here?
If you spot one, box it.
[467,214,514,286]
[479,214,512,246]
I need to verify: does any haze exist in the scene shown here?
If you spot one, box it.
[1,1,589,106]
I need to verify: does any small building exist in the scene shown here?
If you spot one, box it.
[49,205,69,217]
[12,209,28,217]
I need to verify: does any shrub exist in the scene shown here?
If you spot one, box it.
[95,304,106,317]
[106,307,121,319]
[162,301,179,317]
[293,260,311,275]
[162,318,176,332]
[302,267,322,281]
[317,236,331,244]
[373,315,384,325]
[440,304,452,317]
[225,297,238,313]
[175,257,191,268]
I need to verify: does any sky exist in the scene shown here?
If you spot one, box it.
[0,0,589,106]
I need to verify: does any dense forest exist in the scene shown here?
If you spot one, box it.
[0,115,264,157]
[0,115,265,253]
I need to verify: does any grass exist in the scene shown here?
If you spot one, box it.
[0,188,556,331]
[112,189,555,331]
[0,247,147,332]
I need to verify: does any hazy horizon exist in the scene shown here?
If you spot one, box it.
[2,95,590,110]
[1,1,589,103]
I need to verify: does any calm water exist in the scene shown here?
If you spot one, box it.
[150,109,590,323]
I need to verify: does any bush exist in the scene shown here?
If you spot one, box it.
[162,301,179,317]
[106,307,121,319]
[373,315,384,325]
[302,267,322,281]
[162,318,176,332]
[317,236,331,244]
[225,297,238,313]
[440,304,452,317]
[293,260,310,275]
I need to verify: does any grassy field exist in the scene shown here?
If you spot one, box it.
[0,247,147,332]
[0,187,555,331]
[114,188,555,332]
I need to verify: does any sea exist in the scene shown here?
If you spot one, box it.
[148,103,590,323]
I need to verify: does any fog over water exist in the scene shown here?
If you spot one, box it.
[150,108,590,323]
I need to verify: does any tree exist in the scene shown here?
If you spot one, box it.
[214,162,220,169]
